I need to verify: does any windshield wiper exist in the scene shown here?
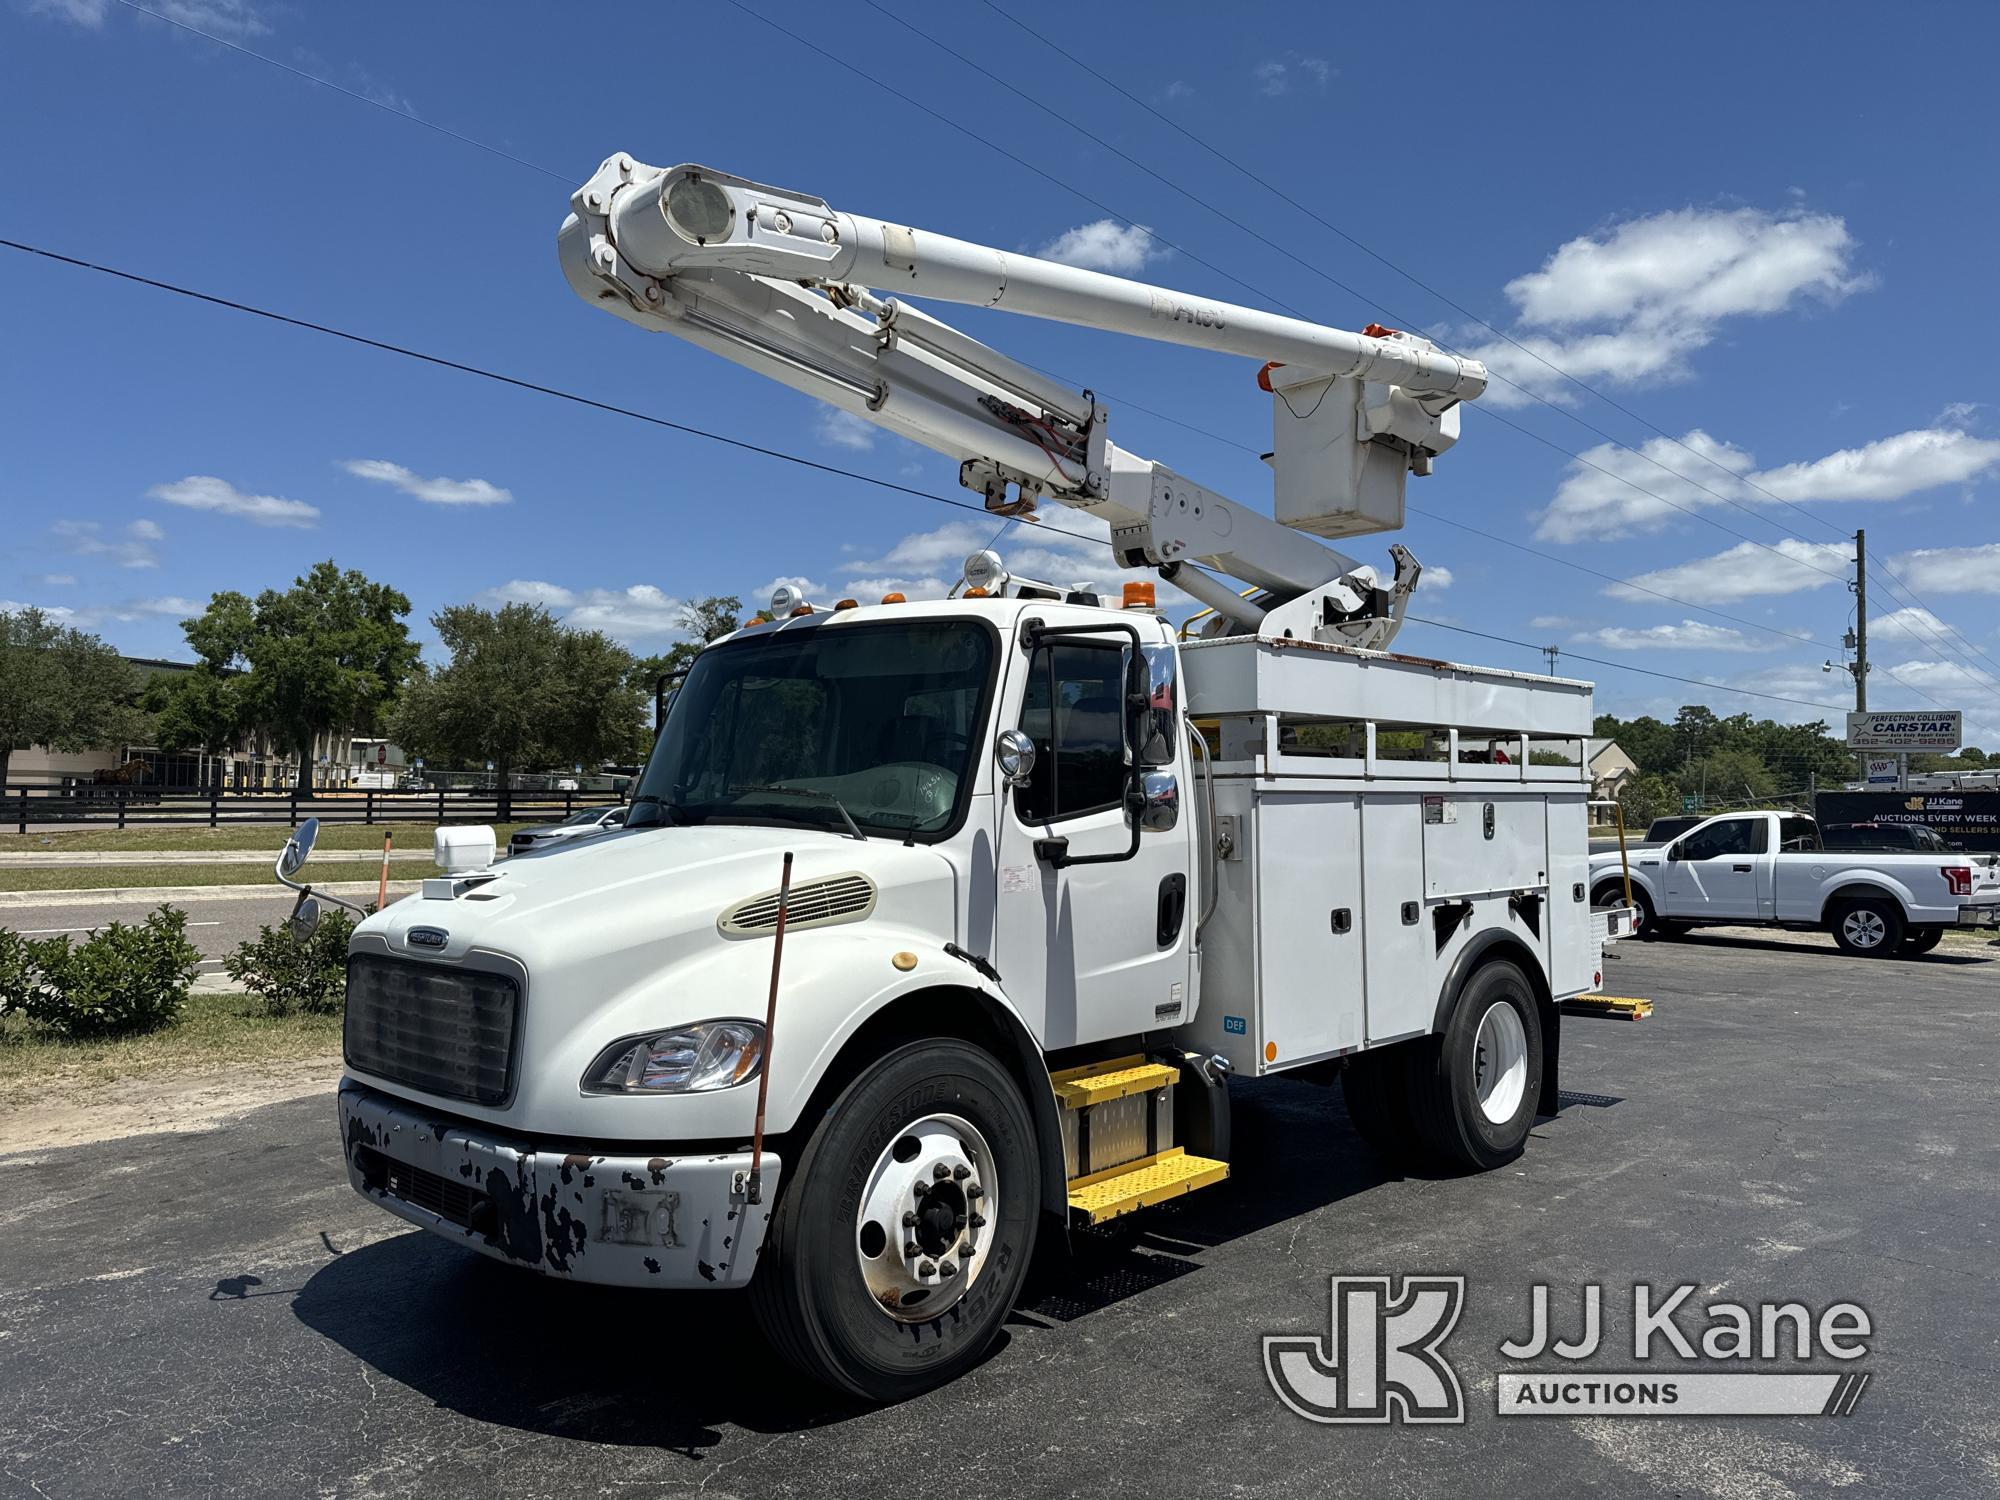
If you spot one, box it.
[727,783,867,841]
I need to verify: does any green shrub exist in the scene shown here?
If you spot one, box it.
[224,911,355,1017]
[18,905,201,1038]
[0,926,43,1018]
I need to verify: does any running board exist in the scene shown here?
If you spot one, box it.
[1567,994,1653,1021]
[1067,1146,1229,1226]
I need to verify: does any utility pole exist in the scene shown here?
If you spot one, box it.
[1853,528,1868,713]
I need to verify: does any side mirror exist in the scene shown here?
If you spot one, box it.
[1131,645,1178,768]
[995,727,1037,788]
[1665,842,1683,862]
[277,817,320,880]
[1139,769,1180,832]
[287,893,322,941]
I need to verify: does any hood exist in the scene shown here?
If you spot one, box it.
[363,821,959,977]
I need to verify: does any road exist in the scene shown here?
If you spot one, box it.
[3,933,1996,1497]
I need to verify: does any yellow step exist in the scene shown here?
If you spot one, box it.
[1568,994,1653,1021]
[1066,1147,1229,1225]
[1049,1054,1180,1110]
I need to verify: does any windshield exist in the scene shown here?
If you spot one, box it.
[627,619,995,839]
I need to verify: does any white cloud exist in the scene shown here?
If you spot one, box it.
[0,594,202,630]
[37,573,77,587]
[28,0,268,35]
[1604,539,1853,605]
[1574,620,1782,653]
[0,599,74,619]
[1528,614,1580,630]
[814,410,877,452]
[149,475,318,528]
[1868,607,1950,644]
[50,519,163,569]
[1423,565,1455,591]
[1750,428,2000,502]
[1937,401,1981,425]
[837,513,1186,608]
[1035,220,1165,274]
[1162,80,1194,101]
[1466,206,1869,407]
[342,458,511,506]
[753,575,825,609]
[1535,426,2000,542]
[1251,55,1330,97]
[475,580,691,643]
[1891,541,2000,595]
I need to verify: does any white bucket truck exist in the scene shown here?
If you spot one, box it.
[274,158,1633,1399]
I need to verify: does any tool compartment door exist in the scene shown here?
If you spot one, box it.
[1421,794,1549,901]
[1254,790,1365,1068]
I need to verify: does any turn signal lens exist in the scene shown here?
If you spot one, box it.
[833,598,859,611]
[880,592,907,604]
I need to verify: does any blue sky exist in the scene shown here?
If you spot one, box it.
[6,0,1999,759]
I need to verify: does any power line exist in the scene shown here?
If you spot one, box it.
[4,235,1907,723]
[109,0,572,183]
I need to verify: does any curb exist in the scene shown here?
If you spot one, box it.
[0,880,423,910]
[0,850,436,868]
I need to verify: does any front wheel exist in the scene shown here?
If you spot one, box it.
[1405,961,1544,1171]
[1830,898,1905,957]
[751,1038,1040,1401]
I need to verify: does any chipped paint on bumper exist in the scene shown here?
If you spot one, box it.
[337,1080,777,1289]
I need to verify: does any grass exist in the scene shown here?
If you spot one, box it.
[0,991,341,1109]
[0,822,537,854]
[0,859,443,892]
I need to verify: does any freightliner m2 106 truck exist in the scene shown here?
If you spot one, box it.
[277,158,1636,1399]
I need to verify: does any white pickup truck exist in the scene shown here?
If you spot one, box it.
[1590,810,2000,957]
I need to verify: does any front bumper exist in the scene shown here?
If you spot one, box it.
[338,1079,778,1289]
[1956,904,2000,929]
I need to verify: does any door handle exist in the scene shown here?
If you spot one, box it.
[1157,874,1187,947]
[1732,863,1753,872]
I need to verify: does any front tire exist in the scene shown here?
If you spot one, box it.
[1406,961,1545,1171]
[1830,898,1905,957]
[751,1038,1040,1401]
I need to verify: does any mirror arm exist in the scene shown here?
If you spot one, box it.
[1036,782,1145,870]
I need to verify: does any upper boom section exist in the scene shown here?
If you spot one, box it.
[599,162,1487,407]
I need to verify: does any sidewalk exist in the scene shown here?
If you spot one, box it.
[0,880,424,909]
[0,849,436,867]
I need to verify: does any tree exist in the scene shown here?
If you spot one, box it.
[391,602,645,788]
[1677,746,1778,807]
[629,595,742,693]
[0,608,146,786]
[1616,772,1680,829]
[178,563,416,795]
[143,666,245,787]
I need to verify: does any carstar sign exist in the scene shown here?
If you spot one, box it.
[1846,710,1962,753]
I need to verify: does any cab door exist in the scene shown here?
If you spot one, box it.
[1662,815,1770,918]
[993,630,1193,1050]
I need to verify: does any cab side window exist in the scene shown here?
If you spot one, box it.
[1679,817,1768,860]
[1779,817,1820,852]
[1015,643,1128,822]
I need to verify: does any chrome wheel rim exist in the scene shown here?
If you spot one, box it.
[1842,910,1887,948]
[854,1111,996,1322]
[1472,1001,1529,1124]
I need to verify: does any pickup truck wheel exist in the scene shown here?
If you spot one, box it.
[1407,960,1543,1171]
[1830,899,1904,957]
[750,1038,1039,1402]
[1902,925,1944,954]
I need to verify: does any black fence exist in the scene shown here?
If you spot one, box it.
[2,784,623,834]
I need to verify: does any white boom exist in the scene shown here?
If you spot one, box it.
[559,156,1488,647]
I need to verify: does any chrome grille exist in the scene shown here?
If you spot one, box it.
[344,954,519,1106]
[719,873,876,935]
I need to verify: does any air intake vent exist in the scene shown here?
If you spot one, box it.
[719,872,876,936]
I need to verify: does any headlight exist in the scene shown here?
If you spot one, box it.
[580,1020,765,1094]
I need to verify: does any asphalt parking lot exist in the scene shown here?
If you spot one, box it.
[3,930,1996,1498]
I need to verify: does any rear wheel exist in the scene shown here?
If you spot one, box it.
[1830,898,1905,957]
[751,1039,1039,1401]
[1902,925,1944,955]
[1406,961,1544,1171]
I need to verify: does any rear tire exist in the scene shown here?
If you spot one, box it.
[750,1039,1040,1401]
[1406,961,1544,1171]
[1902,925,1944,955]
[1830,898,1904,957]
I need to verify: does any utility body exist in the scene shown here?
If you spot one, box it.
[1590,810,2000,956]
[291,155,1637,1400]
